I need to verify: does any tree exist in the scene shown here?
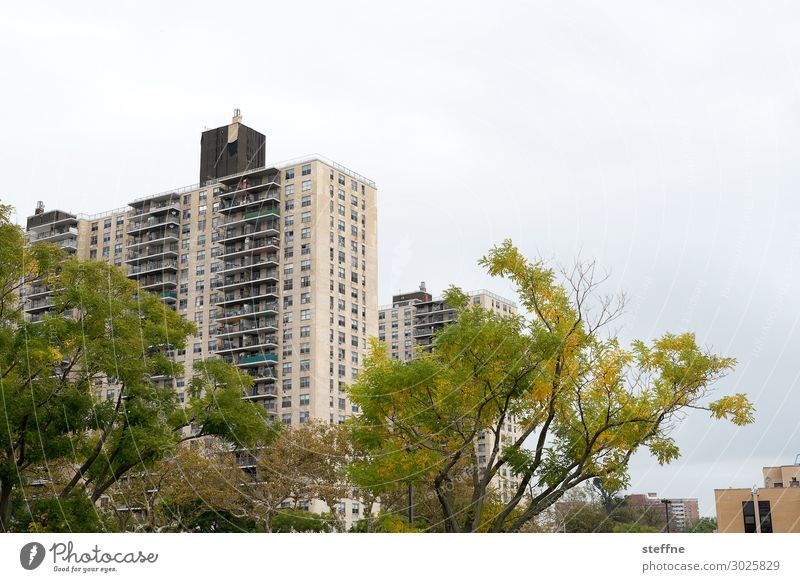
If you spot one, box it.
[348,240,754,532]
[0,205,272,531]
[228,421,351,533]
[690,517,717,533]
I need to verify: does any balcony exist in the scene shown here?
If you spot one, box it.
[243,385,278,400]
[219,192,280,212]
[127,214,180,234]
[218,255,279,276]
[217,303,279,323]
[125,243,179,263]
[215,319,278,339]
[129,201,180,218]
[33,226,78,243]
[220,222,279,244]
[26,299,55,313]
[238,354,279,366]
[128,227,180,248]
[216,335,278,355]
[139,275,178,290]
[216,175,281,199]
[220,237,280,260]
[217,289,278,308]
[218,273,279,293]
[128,259,178,275]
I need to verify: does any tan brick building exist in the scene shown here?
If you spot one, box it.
[715,463,800,533]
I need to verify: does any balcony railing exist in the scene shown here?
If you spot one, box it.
[219,303,278,319]
[130,201,180,217]
[126,243,179,261]
[219,192,280,212]
[127,215,180,233]
[221,223,279,241]
[129,259,178,275]
[221,237,280,256]
[35,226,78,241]
[239,354,278,365]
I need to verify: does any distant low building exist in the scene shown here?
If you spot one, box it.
[715,462,800,533]
[625,492,699,532]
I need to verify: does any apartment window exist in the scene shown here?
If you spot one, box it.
[198,204,207,215]
[195,296,204,307]
[282,396,292,408]
[196,250,205,261]
[285,230,294,243]
[283,296,294,309]
[351,179,357,191]
[300,343,310,355]
[300,326,310,337]
[301,211,311,224]
[299,411,310,424]
[299,394,310,406]
[300,276,310,288]
[300,309,311,321]
[301,164,311,176]
[285,199,295,211]
[282,363,292,375]
[300,359,310,372]
[285,168,295,180]
[197,234,206,246]
[301,243,311,255]
[285,215,295,227]
[284,264,294,276]
[282,379,292,391]
[183,194,191,205]
[300,292,311,304]
[301,194,311,208]
[195,280,204,291]
[285,184,295,195]
[301,227,311,239]
[195,265,205,276]
[301,180,311,192]
[283,279,293,291]
[338,174,345,186]
[281,413,291,425]
[284,246,294,259]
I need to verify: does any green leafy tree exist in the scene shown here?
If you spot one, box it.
[0,205,272,530]
[690,517,717,533]
[348,240,754,532]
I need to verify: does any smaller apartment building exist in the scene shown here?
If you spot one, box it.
[716,463,800,533]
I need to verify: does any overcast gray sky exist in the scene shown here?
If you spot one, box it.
[2,0,799,516]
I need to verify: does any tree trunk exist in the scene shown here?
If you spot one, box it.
[0,475,13,532]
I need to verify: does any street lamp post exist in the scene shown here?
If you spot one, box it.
[661,499,672,533]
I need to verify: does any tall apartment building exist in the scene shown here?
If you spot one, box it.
[378,283,521,502]
[715,462,800,533]
[23,113,378,439]
[378,282,518,360]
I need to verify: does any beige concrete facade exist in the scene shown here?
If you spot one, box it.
[22,122,377,529]
[715,465,800,533]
